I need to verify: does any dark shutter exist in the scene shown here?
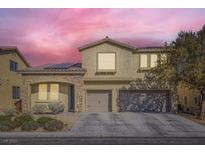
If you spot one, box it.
[70,85,75,112]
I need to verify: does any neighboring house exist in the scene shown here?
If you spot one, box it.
[19,37,173,113]
[177,82,202,114]
[0,46,30,111]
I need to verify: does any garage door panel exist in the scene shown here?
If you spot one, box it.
[87,91,112,112]
[119,90,171,113]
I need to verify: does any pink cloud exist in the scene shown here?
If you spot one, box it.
[0,8,205,66]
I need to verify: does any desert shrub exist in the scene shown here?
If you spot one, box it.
[32,104,48,114]
[13,114,34,128]
[0,120,16,131]
[48,103,64,114]
[0,115,12,122]
[44,119,64,131]
[22,109,31,115]
[37,117,54,127]
[21,120,39,131]
[3,108,16,116]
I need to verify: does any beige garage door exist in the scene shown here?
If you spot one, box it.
[87,91,112,112]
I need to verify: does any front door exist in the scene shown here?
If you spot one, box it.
[87,91,112,112]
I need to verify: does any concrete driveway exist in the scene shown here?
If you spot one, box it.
[70,113,205,137]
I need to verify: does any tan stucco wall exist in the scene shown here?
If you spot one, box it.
[82,43,136,80]
[21,74,84,112]
[82,43,165,80]
[0,52,28,110]
[177,82,201,113]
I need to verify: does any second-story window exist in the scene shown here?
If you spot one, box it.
[10,60,18,72]
[97,53,116,70]
[150,54,158,67]
[140,54,148,68]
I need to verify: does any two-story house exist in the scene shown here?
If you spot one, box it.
[0,46,30,111]
[19,37,174,113]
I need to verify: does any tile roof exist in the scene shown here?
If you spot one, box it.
[18,62,86,74]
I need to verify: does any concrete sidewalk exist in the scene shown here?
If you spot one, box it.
[1,136,205,145]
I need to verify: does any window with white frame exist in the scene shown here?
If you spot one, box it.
[140,54,148,68]
[150,54,158,67]
[97,53,116,70]
[49,84,59,100]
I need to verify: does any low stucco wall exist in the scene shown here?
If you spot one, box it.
[21,74,84,112]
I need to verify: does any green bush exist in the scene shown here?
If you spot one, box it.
[33,104,48,114]
[21,120,39,131]
[44,119,64,131]
[0,115,17,131]
[13,114,34,128]
[37,117,54,127]
[3,108,16,116]
[0,115,12,122]
[48,103,64,114]
[0,120,16,131]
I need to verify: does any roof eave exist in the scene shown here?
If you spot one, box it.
[78,38,136,52]
[0,46,30,67]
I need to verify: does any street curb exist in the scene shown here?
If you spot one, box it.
[0,137,205,145]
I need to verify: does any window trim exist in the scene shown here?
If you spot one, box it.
[96,52,116,72]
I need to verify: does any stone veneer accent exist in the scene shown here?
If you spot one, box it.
[21,74,84,112]
[118,90,171,112]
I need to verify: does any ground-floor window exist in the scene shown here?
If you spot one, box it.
[12,86,20,99]
[38,83,59,101]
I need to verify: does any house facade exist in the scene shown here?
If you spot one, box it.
[19,37,174,113]
[0,47,30,111]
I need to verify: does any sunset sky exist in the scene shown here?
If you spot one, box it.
[0,8,205,66]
